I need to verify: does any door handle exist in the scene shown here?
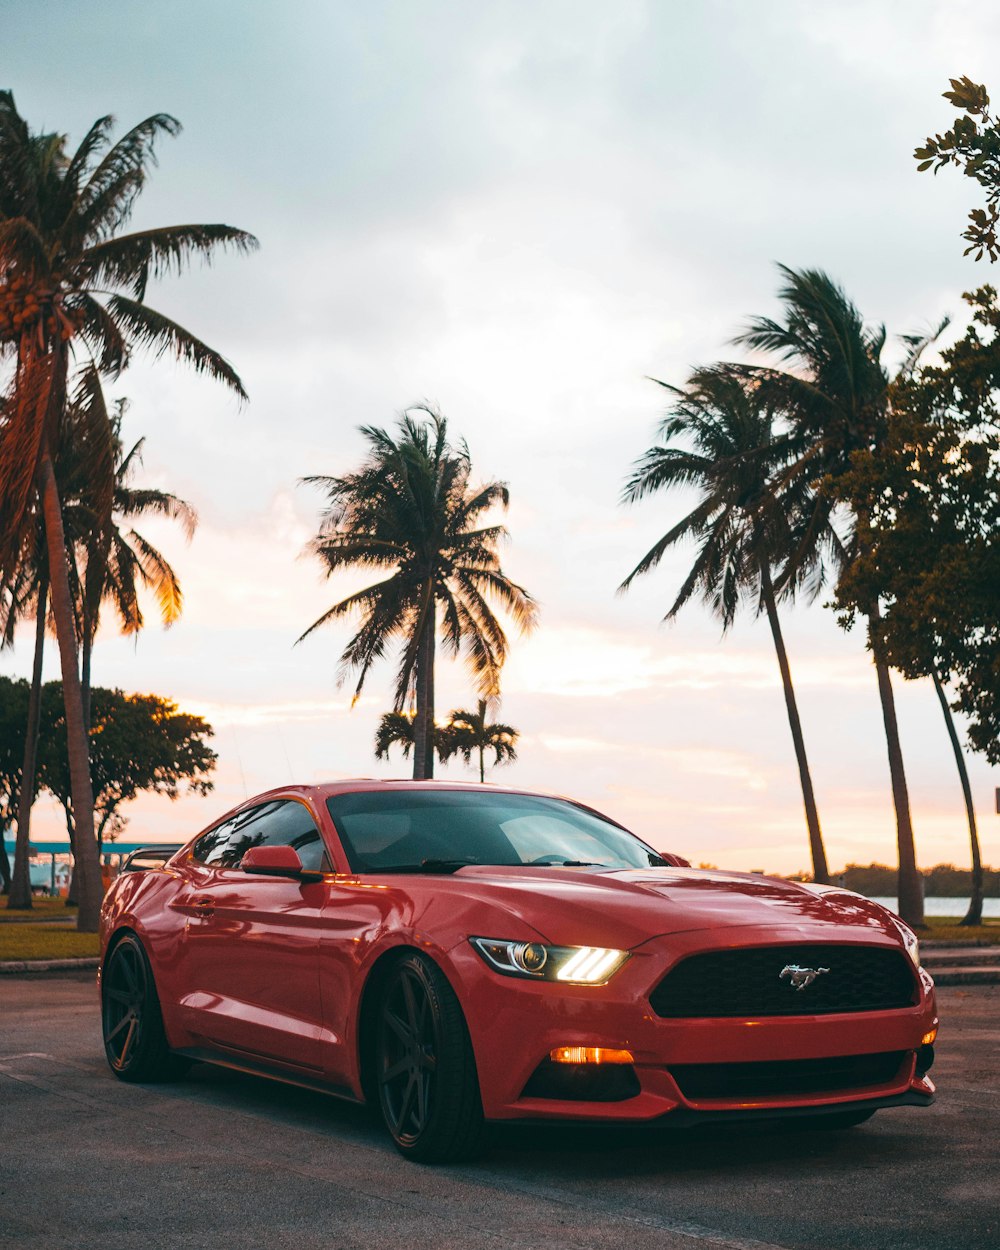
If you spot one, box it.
[192,895,215,914]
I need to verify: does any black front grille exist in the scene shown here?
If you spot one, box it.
[650,944,917,1018]
[670,1050,908,1101]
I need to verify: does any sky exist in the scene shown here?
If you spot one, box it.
[3,0,1000,875]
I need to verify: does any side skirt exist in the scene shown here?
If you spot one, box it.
[175,1046,360,1105]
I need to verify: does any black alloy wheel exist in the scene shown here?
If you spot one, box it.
[101,933,187,1082]
[376,952,486,1163]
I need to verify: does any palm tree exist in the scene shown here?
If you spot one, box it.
[439,698,519,783]
[73,377,197,730]
[374,710,451,767]
[621,366,836,884]
[300,408,536,779]
[0,95,255,930]
[0,384,104,910]
[374,710,419,764]
[735,266,929,926]
[5,384,196,911]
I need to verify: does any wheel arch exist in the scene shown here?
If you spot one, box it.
[101,924,141,976]
[355,942,468,1105]
[356,944,420,1104]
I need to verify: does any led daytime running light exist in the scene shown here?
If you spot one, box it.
[470,937,628,984]
[556,947,622,983]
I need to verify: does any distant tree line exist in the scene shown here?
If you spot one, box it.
[821,863,1000,900]
[0,675,216,896]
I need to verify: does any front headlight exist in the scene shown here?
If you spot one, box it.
[896,923,920,968]
[470,936,629,985]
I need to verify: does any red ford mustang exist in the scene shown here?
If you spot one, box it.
[99,780,937,1162]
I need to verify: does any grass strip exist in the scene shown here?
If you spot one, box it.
[1,897,78,923]
[0,924,99,961]
[923,916,1000,944]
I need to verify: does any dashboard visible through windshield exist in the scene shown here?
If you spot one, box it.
[325,789,664,873]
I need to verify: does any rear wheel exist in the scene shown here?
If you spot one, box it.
[102,933,187,1083]
[375,952,486,1163]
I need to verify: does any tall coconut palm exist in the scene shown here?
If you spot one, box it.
[59,373,195,904]
[300,408,536,779]
[734,266,929,926]
[439,698,519,783]
[621,366,837,884]
[0,381,106,909]
[0,94,255,930]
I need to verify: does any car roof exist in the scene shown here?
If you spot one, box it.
[253,778,555,804]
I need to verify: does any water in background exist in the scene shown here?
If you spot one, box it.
[869,896,1000,918]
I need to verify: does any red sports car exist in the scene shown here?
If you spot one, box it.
[99,780,937,1162]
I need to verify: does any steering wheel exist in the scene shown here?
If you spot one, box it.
[525,854,570,865]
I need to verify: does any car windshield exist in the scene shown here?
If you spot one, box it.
[326,789,664,873]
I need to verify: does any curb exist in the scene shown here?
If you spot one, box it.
[929,968,1000,986]
[0,957,100,974]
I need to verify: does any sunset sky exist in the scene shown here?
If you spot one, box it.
[4,1,999,875]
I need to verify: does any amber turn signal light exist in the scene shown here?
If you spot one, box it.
[549,1046,635,1065]
[921,1027,938,1046]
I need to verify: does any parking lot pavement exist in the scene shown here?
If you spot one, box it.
[0,976,997,1250]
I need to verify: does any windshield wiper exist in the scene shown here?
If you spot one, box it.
[420,858,479,873]
[362,858,480,875]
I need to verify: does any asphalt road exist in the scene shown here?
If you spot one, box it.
[1,975,997,1250]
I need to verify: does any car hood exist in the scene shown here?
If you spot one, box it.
[441,865,903,950]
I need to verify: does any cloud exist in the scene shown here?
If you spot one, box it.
[503,623,874,698]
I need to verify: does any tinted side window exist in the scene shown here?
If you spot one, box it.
[190,816,239,865]
[220,800,328,872]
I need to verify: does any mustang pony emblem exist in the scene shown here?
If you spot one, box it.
[779,964,831,990]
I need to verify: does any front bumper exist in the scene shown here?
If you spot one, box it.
[451,925,938,1123]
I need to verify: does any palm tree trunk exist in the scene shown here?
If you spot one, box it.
[38,447,102,932]
[868,608,924,928]
[8,573,48,910]
[64,803,79,906]
[479,742,485,784]
[413,602,436,781]
[931,673,983,926]
[759,565,830,884]
[81,626,93,732]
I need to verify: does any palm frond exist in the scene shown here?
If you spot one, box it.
[77,113,181,240]
[81,224,259,300]
[107,295,248,398]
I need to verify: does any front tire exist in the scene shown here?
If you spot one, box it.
[375,952,486,1163]
[102,933,187,1083]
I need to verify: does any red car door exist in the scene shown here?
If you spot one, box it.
[173,799,330,1072]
